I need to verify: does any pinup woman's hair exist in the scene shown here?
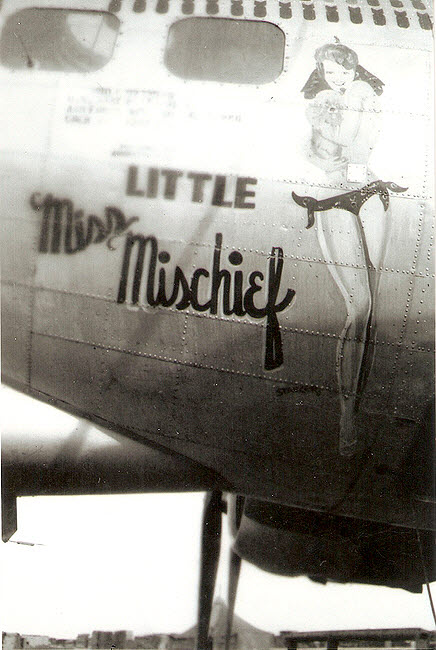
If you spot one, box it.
[301,42,385,99]
[315,43,359,72]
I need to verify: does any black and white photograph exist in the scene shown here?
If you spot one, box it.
[1,1,435,649]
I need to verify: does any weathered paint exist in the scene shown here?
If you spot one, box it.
[1,0,434,532]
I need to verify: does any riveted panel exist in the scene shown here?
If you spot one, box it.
[31,335,107,417]
[1,283,32,386]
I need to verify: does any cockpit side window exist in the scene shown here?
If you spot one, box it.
[165,18,285,84]
[0,9,119,72]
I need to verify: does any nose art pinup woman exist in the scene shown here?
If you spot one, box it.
[301,42,387,456]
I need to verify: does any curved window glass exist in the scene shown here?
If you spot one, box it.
[0,9,119,72]
[165,18,285,84]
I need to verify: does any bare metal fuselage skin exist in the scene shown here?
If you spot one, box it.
[1,0,434,533]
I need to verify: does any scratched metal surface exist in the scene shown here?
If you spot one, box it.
[1,0,434,529]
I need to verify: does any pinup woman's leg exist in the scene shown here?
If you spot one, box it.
[354,195,390,409]
[317,208,372,456]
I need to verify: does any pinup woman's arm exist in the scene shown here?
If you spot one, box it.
[335,82,381,163]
